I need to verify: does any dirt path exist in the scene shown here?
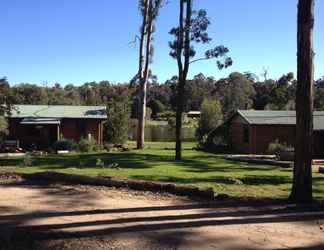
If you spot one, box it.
[0,179,324,250]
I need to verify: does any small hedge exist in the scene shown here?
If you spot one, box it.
[267,139,289,155]
[52,139,76,151]
[77,137,99,153]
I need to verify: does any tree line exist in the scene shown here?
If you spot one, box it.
[1,72,324,118]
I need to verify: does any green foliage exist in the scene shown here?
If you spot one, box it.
[0,116,8,144]
[196,99,223,148]
[169,7,232,69]
[104,94,131,144]
[155,111,175,121]
[146,107,152,120]
[77,137,99,153]
[3,72,324,121]
[267,139,289,155]
[96,158,105,168]
[216,72,255,118]
[21,154,34,167]
[315,79,324,111]
[149,99,166,117]
[167,117,176,129]
[0,78,13,115]
[52,139,76,152]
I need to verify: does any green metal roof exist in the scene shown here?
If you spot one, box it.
[237,110,324,130]
[7,105,107,119]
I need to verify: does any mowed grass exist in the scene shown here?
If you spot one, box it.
[0,142,323,199]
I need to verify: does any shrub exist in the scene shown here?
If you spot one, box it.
[167,117,176,129]
[96,158,105,168]
[149,100,166,118]
[52,139,76,151]
[196,99,223,149]
[155,111,176,121]
[146,107,152,120]
[104,93,131,144]
[0,116,8,144]
[77,137,99,153]
[104,143,114,152]
[267,139,288,155]
[22,154,34,167]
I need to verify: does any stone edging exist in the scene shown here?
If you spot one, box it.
[225,156,292,168]
[21,172,216,200]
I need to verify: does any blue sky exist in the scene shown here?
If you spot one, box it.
[1,0,323,85]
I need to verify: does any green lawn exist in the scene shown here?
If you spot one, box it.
[0,142,323,200]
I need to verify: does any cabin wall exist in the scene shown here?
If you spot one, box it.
[7,118,104,149]
[228,116,252,154]
[60,119,103,144]
[251,125,296,154]
[228,115,296,155]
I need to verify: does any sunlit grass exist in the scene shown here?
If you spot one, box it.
[0,141,323,200]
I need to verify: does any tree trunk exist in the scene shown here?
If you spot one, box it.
[175,0,191,161]
[137,0,150,150]
[175,77,185,160]
[290,0,314,203]
[137,83,147,149]
[175,0,185,160]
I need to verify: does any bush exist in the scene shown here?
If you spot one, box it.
[196,99,223,149]
[0,116,8,144]
[149,100,166,118]
[96,158,105,168]
[104,93,131,144]
[22,154,34,167]
[267,139,289,155]
[167,117,176,129]
[104,143,114,152]
[146,107,152,120]
[77,137,99,153]
[155,111,175,121]
[52,139,76,151]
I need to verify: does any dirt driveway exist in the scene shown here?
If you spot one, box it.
[0,177,324,250]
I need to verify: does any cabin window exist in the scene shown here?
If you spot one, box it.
[243,127,250,143]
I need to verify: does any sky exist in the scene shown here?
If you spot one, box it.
[0,0,323,86]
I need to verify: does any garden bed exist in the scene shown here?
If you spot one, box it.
[18,171,216,200]
[225,155,293,168]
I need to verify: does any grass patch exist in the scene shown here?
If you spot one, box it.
[0,142,323,199]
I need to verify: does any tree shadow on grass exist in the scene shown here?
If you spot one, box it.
[0,151,292,175]
[1,152,323,200]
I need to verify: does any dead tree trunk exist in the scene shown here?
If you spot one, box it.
[290,0,315,203]
[137,0,150,149]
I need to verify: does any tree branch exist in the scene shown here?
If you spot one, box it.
[183,0,192,78]
[189,57,209,65]
[176,0,184,77]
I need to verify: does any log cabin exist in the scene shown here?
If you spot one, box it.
[6,105,106,150]
[222,110,324,157]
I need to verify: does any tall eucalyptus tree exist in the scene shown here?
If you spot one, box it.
[290,0,315,203]
[169,0,232,160]
[135,0,163,149]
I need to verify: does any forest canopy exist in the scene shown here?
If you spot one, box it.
[1,73,324,120]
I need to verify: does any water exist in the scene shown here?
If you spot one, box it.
[130,125,196,142]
